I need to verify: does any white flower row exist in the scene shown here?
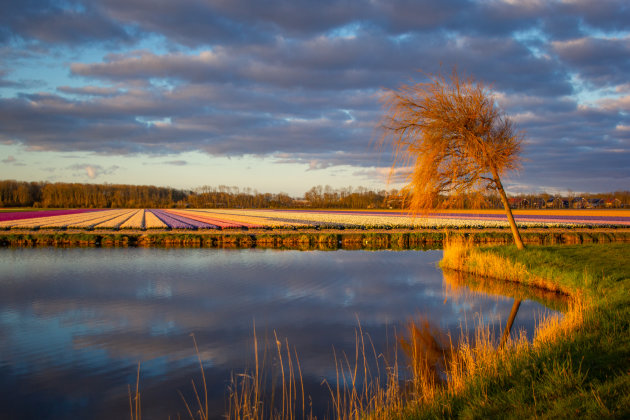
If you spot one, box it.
[198,209,592,229]
[119,209,146,229]
[62,210,136,228]
[93,209,140,228]
[192,209,313,227]
[143,211,168,229]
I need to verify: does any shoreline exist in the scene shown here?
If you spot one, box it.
[402,242,630,419]
[1,227,629,249]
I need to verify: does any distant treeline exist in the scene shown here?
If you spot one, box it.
[0,180,187,208]
[0,180,400,209]
[0,180,628,209]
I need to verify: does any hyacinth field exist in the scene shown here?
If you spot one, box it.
[0,208,628,230]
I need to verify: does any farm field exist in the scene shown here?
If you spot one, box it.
[0,208,628,230]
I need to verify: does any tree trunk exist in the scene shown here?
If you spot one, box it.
[500,299,521,347]
[492,169,525,250]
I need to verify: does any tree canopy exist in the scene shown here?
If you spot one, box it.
[380,71,525,248]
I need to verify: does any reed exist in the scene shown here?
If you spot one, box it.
[224,300,576,420]
[226,327,311,420]
[127,302,581,419]
[128,362,141,420]
[324,320,404,419]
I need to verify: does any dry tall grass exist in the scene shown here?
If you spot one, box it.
[227,302,583,419]
[439,237,572,294]
[129,362,141,420]
[226,329,311,420]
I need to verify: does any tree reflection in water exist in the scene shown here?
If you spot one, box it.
[396,269,569,403]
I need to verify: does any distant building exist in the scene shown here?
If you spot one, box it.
[293,199,310,207]
[508,197,529,208]
[531,198,546,208]
[605,198,622,208]
[572,197,585,209]
[545,196,568,209]
[587,198,604,208]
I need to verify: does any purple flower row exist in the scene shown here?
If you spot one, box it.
[274,209,629,224]
[0,209,99,222]
[428,212,630,223]
[148,209,218,229]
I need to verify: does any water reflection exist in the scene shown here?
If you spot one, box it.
[0,248,562,419]
[441,269,569,313]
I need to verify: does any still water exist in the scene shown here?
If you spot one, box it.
[0,248,560,419]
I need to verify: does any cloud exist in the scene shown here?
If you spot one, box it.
[1,155,16,164]
[0,0,131,45]
[0,76,21,88]
[57,85,123,96]
[163,160,187,166]
[142,160,188,166]
[552,36,630,87]
[352,166,412,185]
[67,32,571,96]
[306,159,334,171]
[0,0,629,192]
[68,164,120,179]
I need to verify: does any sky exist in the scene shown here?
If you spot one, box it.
[0,0,628,196]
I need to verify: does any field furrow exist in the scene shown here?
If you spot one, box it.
[93,210,140,228]
[66,210,135,228]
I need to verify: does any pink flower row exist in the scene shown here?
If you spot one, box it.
[0,209,99,222]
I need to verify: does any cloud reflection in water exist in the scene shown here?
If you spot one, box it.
[0,248,560,419]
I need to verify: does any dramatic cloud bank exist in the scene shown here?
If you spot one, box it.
[0,0,628,192]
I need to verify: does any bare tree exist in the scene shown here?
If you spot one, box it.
[380,70,525,249]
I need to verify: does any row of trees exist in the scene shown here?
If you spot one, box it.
[0,179,627,209]
[0,180,186,208]
[0,180,401,209]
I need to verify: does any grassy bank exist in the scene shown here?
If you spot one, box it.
[418,242,630,419]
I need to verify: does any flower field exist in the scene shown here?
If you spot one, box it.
[0,208,628,230]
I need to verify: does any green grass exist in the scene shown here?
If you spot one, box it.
[488,244,630,295]
[409,243,630,419]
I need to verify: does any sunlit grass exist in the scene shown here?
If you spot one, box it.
[440,237,573,294]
